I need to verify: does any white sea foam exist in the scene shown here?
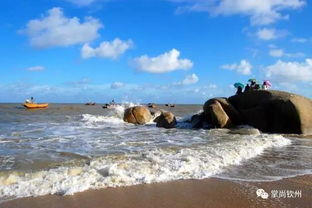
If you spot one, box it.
[81,114,125,125]
[0,134,291,201]
[80,103,136,125]
[81,102,157,126]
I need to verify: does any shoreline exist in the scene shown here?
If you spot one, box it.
[1,175,311,208]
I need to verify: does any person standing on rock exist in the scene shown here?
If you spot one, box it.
[236,86,243,95]
[250,81,256,89]
[244,84,250,92]
[262,82,268,90]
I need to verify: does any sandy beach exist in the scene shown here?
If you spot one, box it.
[1,175,311,208]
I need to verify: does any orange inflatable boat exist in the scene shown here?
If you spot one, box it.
[23,103,49,109]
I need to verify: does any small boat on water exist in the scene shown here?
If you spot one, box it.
[23,103,49,109]
[85,102,96,105]
[103,99,119,109]
[102,103,119,109]
[147,103,157,108]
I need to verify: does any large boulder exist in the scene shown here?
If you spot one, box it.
[228,90,312,135]
[204,100,232,128]
[203,98,241,128]
[156,111,177,129]
[123,106,152,125]
[204,98,241,126]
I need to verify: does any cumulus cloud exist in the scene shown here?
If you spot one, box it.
[81,38,133,59]
[181,73,199,85]
[269,48,305,58]
[21,7,102,48]
[174,73,199,86]
[111,82,125,89]
[27,66,45,71]
[172,0,305,25]
[256,28,287,40]
[132,49,193,73]
[221,59,252,75]
[265,59,312,82]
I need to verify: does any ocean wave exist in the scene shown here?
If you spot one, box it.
[0,134,291,201]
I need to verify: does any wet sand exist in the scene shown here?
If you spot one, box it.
[1,175,311,208]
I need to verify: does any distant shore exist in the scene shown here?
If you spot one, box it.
[1,175,311,208]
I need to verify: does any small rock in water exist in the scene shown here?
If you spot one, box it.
[156,111,177,129]
[97,167,110,177]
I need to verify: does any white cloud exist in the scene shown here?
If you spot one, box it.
[27,66,45,71]
[111,82,125,89]
[221,59,252,75]
[291,38,308,43]
[172,0,305,25]
[182,73,199,85]
[132,49,193,73]
[21,7,102,48]
[265,59,312,82]
[175,73,199,86]
[269,48,305,58]
[81,38,133,59]
[256,28,286,40]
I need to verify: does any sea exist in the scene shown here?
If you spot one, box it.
[0,103,311,202]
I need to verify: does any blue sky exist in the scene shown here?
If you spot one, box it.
[1,0,312,103]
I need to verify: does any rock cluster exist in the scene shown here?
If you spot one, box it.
[123,106,177,129]
[202,90,312,135]
[123,90,312,135]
